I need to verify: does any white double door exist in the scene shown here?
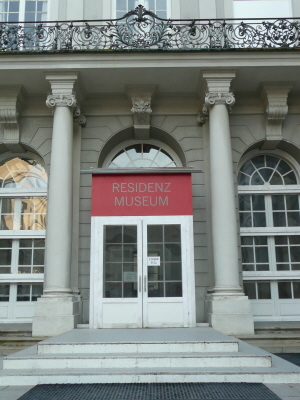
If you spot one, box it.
[90,215,195,328]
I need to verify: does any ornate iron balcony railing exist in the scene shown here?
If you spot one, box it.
[0,5,300,53]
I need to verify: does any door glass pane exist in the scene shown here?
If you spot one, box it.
[148,282,164,297]
[257,282,271,299]
[103,225,137,298]
[0,284,9,301]
[278,282,292,299]
[166,282,182,297]
[147,224,182,298]
[0,239,12,273]
[293,282,300,299]
[243,282,256,299]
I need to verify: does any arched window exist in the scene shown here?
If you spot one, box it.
[104,141,181,168]
[0,157,47,321]
[238,153,300,320]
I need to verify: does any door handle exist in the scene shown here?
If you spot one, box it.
[144,275,147,292]
[139,275,141,292]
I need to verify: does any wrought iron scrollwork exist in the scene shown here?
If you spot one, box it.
[0,5,300,52]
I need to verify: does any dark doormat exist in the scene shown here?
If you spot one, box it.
[18,382,280,400]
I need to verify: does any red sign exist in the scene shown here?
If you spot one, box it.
[92,173,192,216]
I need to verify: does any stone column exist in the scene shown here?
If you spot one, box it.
[32,73,81,337]
[203,71,254,335]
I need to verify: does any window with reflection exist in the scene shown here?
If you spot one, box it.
[108,144,177,168]
[238,154,300,316]
[0,0,47,23]
[0,157,47,311]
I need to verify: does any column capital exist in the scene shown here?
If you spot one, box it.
[46,94,77,109]
[204,92,235,107]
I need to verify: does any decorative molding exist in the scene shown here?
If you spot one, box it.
[131,98,152,114]
[197,105,209,126]
[46,94,77,109]
[77,115,86,127]
[261,83,293,149]
[126,85,157,140]
[204,92,235,107]
[0,86,26,152]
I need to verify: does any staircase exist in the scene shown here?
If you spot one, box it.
[1,327,300,385]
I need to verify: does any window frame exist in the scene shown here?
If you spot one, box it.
[0,0,48,23]
[238,151,300,318]
[113,0,171,19]
[102,139,182,169]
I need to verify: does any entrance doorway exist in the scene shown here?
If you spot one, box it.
[90,215,195,328]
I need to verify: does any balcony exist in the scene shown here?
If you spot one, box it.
[0,5,299,53]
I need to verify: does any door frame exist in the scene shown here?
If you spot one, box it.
[89,215,196,328]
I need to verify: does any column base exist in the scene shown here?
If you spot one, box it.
[32,294,82,337]
[205,294,254,335]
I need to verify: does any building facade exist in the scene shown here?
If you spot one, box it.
[0,0,299,337]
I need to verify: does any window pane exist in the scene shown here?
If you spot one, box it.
[166,282,182,297]
[239,195,251,211]
[164,225,180,242]
[0,284,9,302]
[244,282,256,299]
[242,247,254,263]
[286,195,299,210]
[275,246,289,263]
[17,284,30,301]
[105,226,122,244]
[165,263,182,280]
[148,282,164,297]
[253,213,266,227]
[239,212,252,227]
[105,245,122,262]
[257,282,271,299]
[123,244,137,262]
[31,284,43,301]
[251,172,264,185]
[124,282,137,298]
[255,247,268,263]
[293,282,300,299]
[240,160,255,176]
[33,248,44,265]
[277,160,292,176]
[19,249,32,265]
[147,225,163,242]
[0,249,11,265]
[278,282,292,299]
[273,212,286,227]
[272,195,285,210]
[165,244,181,261]
[105,263,122,281]
[123,226,137,243]
[287,212,300,227]
[104,283,122,298]
[1,215,14,230]
[290,246,300,263]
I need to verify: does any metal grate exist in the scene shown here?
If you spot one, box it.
[18,383,281,400]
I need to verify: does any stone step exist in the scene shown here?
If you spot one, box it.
[3,351,272,370]
[37,340,239,354]
[0,364,299,385]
